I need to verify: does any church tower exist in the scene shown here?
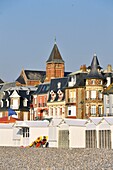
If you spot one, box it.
[85,54,105,117]
[45,42,65,82]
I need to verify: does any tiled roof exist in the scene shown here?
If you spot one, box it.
[46,44,64,63]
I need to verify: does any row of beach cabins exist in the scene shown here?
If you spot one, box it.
[0,117,113,149]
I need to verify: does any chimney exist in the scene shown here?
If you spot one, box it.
[107,64,112,72]
[80,65,86,72]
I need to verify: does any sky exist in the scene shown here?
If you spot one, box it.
[0,0,113,82]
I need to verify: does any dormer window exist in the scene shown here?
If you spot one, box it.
[57,82,61,89]
[26,90,30,95]
[23,98,28,107]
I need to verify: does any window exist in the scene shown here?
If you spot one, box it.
[68,110,71,115]
[86,105,89,114]
[68,106,71,115]
[98,105,102,115]
[91,91,96,99]
[91,105,96,115]
[98,90,102,99]
[91,80,95,85]
[86,91,89,99]
[23,128,29,138]
[11,99,19,109]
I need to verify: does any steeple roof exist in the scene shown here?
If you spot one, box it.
[86,54,104,79]
[46,43,64,63]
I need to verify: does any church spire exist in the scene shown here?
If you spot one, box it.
[46,43,64,63]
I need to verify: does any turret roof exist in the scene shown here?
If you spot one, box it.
[86,54,104,79]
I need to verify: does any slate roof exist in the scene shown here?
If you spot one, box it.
[48,77,68,102]
[34,83,50,95]
[16,75,26,84]
[25,70,46,80]
[73,73,87,87]
[86,54,104,79]
[16,70,46,84]
[0,82,16,92]
[64,71,72,77]
[46,44,64,63]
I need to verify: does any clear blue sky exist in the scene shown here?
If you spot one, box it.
[0,0,113,82]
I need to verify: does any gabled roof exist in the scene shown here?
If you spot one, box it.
[104,117,113,125]
[64,118,87,126]
[49,118,63,126]
[86,54,104,79]
[88,117,102,125]
[46,43,64,63]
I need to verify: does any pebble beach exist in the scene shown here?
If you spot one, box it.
[0,147,113,170]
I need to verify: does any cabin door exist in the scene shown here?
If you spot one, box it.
[58,130,69,148]
[99,130,111,149]
[22,127,30,146]
[86,130,97,148]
